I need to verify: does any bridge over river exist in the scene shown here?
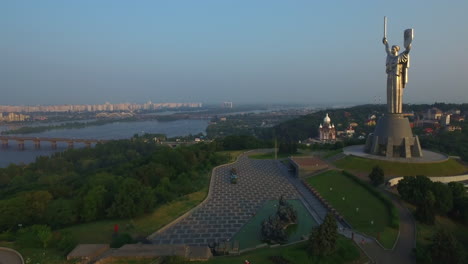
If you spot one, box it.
[0,136,108,150]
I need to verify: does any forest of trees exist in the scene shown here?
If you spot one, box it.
[419,122,468,161]
[397,176,468,225]
[0,138,230,232]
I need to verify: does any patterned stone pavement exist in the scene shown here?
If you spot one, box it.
[150,153,300,246]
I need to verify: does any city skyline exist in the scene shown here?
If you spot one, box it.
[2,0,468,105]
[0,101,203,113]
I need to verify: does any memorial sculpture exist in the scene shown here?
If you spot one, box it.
[261,196,297,244]
[365,17,422,158]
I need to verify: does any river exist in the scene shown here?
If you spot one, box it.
[0,119,209,167]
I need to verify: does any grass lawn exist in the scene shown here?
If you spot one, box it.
[334,156,466,177]
[248,152,291,159]
[219,150,245,162]
[307,170,398,248]
[249,148,315,160]
[197,238,364,264]
[60,189,208,244]
[231,200,318,249]
[104,258,160,264]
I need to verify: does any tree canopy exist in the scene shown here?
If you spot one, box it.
[309,213,338,256]
[0,138,229,232]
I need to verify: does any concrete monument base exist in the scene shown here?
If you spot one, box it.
[365,114,422,158]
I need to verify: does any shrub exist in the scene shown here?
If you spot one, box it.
[16,225,52,248]
[55,231,77,255]
[110,233,134,248]
[368,165,384,186]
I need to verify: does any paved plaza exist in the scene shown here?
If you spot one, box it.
[150,152,301,246]
[344,145,448,163]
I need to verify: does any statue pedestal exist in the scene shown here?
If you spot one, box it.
[365,114,422,158]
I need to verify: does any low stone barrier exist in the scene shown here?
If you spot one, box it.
[388,174,468,186]
[300,180,345,224]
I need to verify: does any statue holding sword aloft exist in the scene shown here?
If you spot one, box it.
[382,16,414,114]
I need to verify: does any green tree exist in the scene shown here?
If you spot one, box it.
[107,178,155,218]
[55,231,77,254]
[309,213,338,256]
[368,165,384,186]
[431,182,453,214]
[452,197,468,224]
[36,225,53,248]
[110,233,134,248]
[397,175,433,205]
[154,177,174,202]
[0,197,28,231]
[81,185,108,222]
[430,229,465,264]
[415,191,436,225]
[16,225,52,249]
[46,199,78,228]
[448,182,466,201]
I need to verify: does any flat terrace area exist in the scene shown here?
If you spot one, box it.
[150,152,300,246]
[290,156,328,168]
[344,145,448,163]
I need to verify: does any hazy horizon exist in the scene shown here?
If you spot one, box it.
[2,1,467,105]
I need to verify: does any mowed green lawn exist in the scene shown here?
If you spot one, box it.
[307,170,398,248]
[231,200,317,249]
[218,150,245,162]
[334,156,466,177]
[248,152,291,159]
[248,149,312,160]
[198,239,363,264]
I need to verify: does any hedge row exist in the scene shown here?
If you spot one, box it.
[342,170,399,229]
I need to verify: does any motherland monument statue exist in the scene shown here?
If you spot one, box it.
[365,17,422,158]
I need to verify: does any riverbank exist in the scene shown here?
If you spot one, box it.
[0,119,209,167]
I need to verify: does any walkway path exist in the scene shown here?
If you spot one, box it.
[343,145,448,163]
[0,247,24,264]
[358,193,416,264]
[275,160,328,223]
[150,152,300,246]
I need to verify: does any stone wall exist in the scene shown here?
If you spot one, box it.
[388,175,468,186]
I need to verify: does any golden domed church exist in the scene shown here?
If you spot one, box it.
[319,113,336,142]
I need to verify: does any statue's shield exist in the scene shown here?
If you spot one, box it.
[404,29,414,49]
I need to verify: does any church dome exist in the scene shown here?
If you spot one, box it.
[324,113,331,124]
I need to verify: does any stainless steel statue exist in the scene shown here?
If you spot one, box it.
[383,17,413,114]
[364,17,422,158]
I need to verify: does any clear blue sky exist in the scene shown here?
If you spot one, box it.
[1,0,467,105]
